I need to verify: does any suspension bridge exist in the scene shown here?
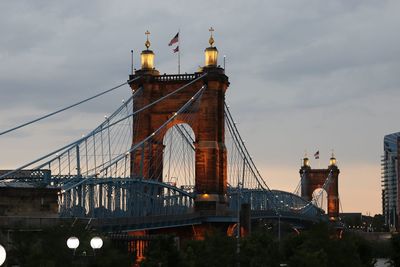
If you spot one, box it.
[0,31,340,234]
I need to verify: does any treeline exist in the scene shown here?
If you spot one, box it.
[141,223,399,267]
[0,224,134,267]
[3,222,400,266]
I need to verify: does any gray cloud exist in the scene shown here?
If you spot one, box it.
[0,0,399,213]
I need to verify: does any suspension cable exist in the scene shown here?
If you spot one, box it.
[62,85,207,191]
[0,74,207,181]
[0,76,142,137]
[225,103,271,190]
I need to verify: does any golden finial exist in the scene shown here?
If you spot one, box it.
[209,27,215,47]
[329,149,337,166]
[145,30,151,49]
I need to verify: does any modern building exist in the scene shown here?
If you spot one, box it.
[381,132,400,229]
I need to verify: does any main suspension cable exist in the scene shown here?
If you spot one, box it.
[0,74,207,181]
[0,76,142,137]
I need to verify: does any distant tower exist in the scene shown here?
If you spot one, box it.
[300,153,340,220]
[381,132,400,229]
[128,29,230,214]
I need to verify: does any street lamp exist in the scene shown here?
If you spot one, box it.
[90,237,103,255]
[68,236,103,256]
[90,237,103,250]
[0,244,6,266]
[236,181,242,267]
[67,236,80,255]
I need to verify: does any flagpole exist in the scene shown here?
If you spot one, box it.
[178,29,181,74]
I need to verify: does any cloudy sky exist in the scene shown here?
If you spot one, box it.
[1,0,399,215]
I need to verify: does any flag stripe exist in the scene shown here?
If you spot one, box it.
[168,32,179,46]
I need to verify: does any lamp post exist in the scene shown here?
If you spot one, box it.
[236,181,242,267]
[90,236,103,255]
[67,236,80,256]
[0,244,6,266]
[67,236,103,265]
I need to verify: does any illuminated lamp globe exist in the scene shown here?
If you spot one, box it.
[303,157,310,167]
[0,245,6,266]
[204,46,218,67]
[67,236,80,250]
[140,49,155,70]
[90,237,103,250]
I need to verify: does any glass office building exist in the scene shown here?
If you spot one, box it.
[381,132,400,229]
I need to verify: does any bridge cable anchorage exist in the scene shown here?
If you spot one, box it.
[0,76,142,137]
[61,85,207,192]
[0,73,207,182]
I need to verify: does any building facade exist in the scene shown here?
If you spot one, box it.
[381,132,400,229]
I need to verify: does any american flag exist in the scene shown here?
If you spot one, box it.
[168,32,179,46]
[173,46,179,53]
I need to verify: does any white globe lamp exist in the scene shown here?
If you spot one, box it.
[67,236,80,250]
[0,244,6,266]
[90,237,103,250]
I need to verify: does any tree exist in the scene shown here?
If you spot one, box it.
[6,223,132,267]
[239,230,281,267]
[390,233,400,267]
[140,235,183,267]
[182,232,236,267]
[282,223,375,267]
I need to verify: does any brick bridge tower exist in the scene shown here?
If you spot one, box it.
[128,30,229,214]
[300,154,340,220]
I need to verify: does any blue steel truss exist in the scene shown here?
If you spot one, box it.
[0,74,332,225]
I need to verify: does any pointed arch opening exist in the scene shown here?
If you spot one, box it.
[312,188,328,213]
[163,123,195,192]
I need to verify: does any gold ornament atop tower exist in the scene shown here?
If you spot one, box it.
[209,27,215,47]
[204,27,218,67]
[329,150,337,166]
[141,30,155,70]
[303,155,310,167]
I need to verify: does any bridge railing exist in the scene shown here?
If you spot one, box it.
[58,178,194,219]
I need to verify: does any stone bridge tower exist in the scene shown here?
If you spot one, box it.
[128,30,229,214]
[300,154,340,220]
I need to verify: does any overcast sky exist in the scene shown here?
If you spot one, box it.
[1,0,399,215]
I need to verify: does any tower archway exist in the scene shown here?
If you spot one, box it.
[300,156,340,220]
[162,123,196,190]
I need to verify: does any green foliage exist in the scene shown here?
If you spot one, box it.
[140,235,183,267]
[282,223,375,267]
[5,223,132,267]
[182,232,236,267]
[390,233,400,267]
[139,223,377,267]
[371,214,387,232]
[239,230,281,267]
[6,222,378,267]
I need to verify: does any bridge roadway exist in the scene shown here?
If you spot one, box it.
[0,210,327,232]
[0,176,328,231]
